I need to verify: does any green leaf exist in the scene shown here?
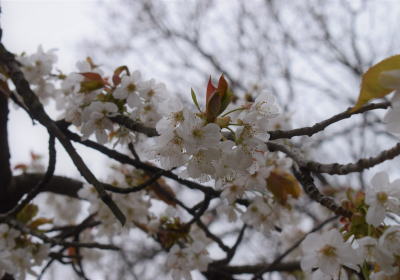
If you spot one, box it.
[350,55,400,113]
[17,204,38,224]
[191,88,200,108]
[79,80,105,92]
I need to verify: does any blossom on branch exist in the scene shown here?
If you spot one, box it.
[300,229,360,278]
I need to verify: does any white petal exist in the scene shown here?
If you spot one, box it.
[300,253,318,273]
[371,172,389,191]
[366,204,386,227]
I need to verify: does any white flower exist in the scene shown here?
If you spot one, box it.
[245,78,267,95]
[77,184,98,202]
[76,60,104,76]
[10,248,38,280]
[365,172,400,227]
[236,111,270,142]
[138,78,167,102]
[379,70,400,134]
[370,267,399,280]
[55,73,84,110]
[356,236,395,275]
[235,112,270,172]
[144,129,189,170]
[311,268,349,280]
[113,71,142,108]
[0,224,20,249]
[220,176,246,204]
[113,126,135,148]
[266,112,292,131]
[177,113,221,155]
[383,108,400,134]
[17,45,57,84]
[216,204,240,223]
[241,196,271,230]
[379,225,400,257]
[32,243,51,266]
[81,101,118,145]
[243,166,270,191]
[156,99,189,134]
[249,91,279,120]
[146,219,160,237]
[213,140,242,186]
[184,149,220,182]
[300,229,360,277]
[186,241,211,272]
[130,100,162,127]
[0,250,14,278]
[32,79,55,105]
[166,244,193,280]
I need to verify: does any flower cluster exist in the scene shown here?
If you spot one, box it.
[9,45,400,280]
[300,171,400,279]
[166,241,211,280]
[0,215,50,280]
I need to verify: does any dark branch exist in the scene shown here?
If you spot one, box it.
[268,102,391,140]
[0,134,56,220]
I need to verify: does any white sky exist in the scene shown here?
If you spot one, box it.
[1,0,114,180]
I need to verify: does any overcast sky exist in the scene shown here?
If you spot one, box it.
[1,0,113,180]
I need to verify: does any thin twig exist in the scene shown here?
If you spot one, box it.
[0,134,56,221]
[103,170,166,194]
[7,218,120,250]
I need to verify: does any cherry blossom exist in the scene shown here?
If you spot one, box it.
[113,70,142,108]
[300,229,360,278]
[156,99,189,134]
[0,224,20,250]
[138,78,167,103]
[365,172,400,227]
[379,226,400,257]
[241,196,272,230]
[81,101,119,145]
[356,236,395,275]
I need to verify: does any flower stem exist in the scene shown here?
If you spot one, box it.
[362,260,370,280]
[221,107,245,117]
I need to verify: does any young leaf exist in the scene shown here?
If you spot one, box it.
[206,90,221,123]
[350,55,400,113]
[29,218,53,230]
[218,91,234,115]
[112,66,130,86]
[266,170,301,205]
[17,204,38,224]
[191,88,201,111]
[206,76,216,104]
[216,74,229,97]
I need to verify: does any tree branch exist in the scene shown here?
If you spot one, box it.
[0,134,56,220]
[268,101,390,140]
[7,218,120,250]
[0,84,11,199]
[267,141,400,175]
